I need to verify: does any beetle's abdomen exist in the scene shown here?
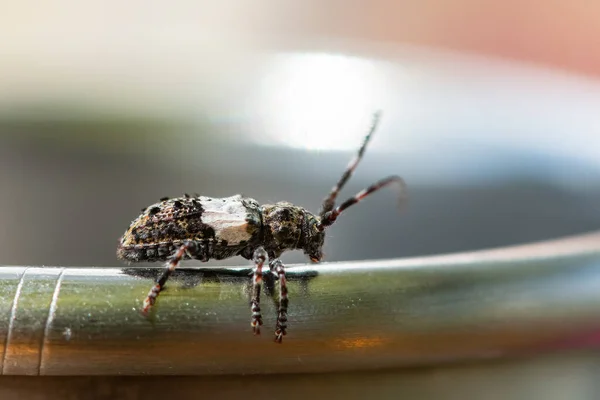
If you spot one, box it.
[117,195,262,262]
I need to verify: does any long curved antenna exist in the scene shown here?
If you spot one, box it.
[317,175,407,230]
[319,112,382,219]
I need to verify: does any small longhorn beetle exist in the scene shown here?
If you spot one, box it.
[117,112,407,343]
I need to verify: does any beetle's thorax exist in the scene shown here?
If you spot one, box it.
[260,202,325,261]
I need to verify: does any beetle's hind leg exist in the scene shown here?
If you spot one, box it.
[270,259,288,343]
[141,241,199,315]
[250,247,267,335]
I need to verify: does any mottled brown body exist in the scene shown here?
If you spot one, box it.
[117,195,325,264]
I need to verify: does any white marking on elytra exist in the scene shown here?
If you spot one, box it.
[199,195,253,245]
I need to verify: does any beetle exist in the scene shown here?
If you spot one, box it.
[116,112,407,343]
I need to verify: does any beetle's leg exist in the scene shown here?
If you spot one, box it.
[250,247,267,335]
[142,241,198,315]
[270,259,288,343]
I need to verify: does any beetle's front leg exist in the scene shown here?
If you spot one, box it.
[270,259,288,343]
[250,247,267,335]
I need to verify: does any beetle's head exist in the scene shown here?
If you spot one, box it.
[302,213,325,263]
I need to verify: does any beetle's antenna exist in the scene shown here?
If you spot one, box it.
[317,175,407,230]
[319,111,382,219]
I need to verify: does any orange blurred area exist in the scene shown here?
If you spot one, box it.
[247,0,600,78]
[2,1,599,77]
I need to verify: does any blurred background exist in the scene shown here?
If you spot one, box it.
[2,0,600,398]
[1,1,600,268]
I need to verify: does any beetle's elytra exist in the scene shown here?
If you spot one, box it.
[117,112,407,343]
